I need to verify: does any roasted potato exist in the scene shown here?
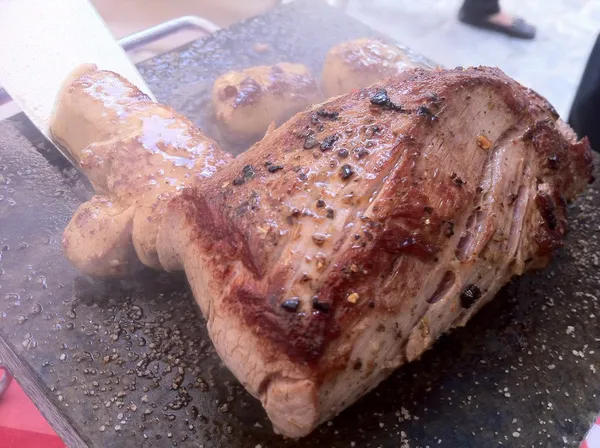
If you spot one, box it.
[322,38,418,98]
[212,63,321,143]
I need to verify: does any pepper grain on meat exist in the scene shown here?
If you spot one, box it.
[370,89,405,112]
[340,164,354,180]
[320,134,339,151]
[281,298,300,312]
[316,109,339,120]
[460,284,482,309]
[304,135,318,149]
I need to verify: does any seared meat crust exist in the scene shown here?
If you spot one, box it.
[53,65,593,438]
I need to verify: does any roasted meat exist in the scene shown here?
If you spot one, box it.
[51,64,232,276]
[52,65,593,438]
[322,38,421,97]
[212,63,321,143]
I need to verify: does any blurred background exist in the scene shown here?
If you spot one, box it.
[92,0,600,118]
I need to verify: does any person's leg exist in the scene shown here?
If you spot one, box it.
[459,0,536,39]
[460,0,500,20]
[568,33,600,152]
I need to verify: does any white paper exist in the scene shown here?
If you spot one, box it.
[0,0,155,142]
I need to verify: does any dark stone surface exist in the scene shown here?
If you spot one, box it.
[0,1,599,447]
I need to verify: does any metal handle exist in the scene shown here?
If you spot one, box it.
[120,15,220,52]
[0,364,13,399]
[0,15,221,108]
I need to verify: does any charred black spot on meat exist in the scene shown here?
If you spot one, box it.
[281,298,300,312]
[320,134,339,151]
[547,154,559,170]
[376,324,386,332]
[340,164,355,180]
[232,164,255,186]
[424,206,434,213]
[454,177,465,187]
[326,207,335,219]
[460,284,482,309]
[417,105,432,116]
[370,89,405,112]
[267,165,284,173]
[316,109,339,120]
[428,271,456,304]
[312,297,330,313]
[353,360,363,370]
[243,165,255,177]
[316,198,326,208]
[508,193,518,206]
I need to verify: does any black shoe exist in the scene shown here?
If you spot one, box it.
[459,9,536,40]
